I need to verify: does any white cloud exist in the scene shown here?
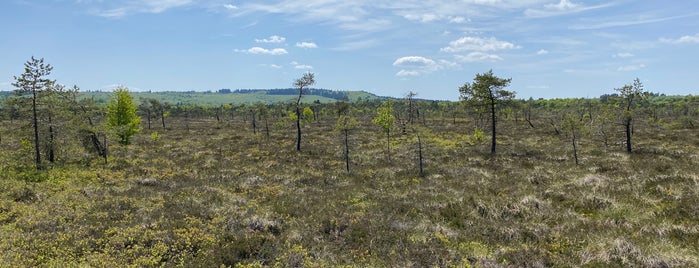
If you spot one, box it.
[236,1,556,33]
[144,0,193,13]
[537,49,549,55]
[93,7,128,18]
[393,56,437,67]
[255,35,286,43]
[403,13,441,23]
[392,56,458,76]
[236,47,288,55]
[660,34,699,44]
[290,61,313,69]
[402,13,468,24]
[91,0,194,17]
[438,59,460,69]
[223,4,238,11]
[294,64,314,70]
[449,16,468,24]
[617,64,646,72]
[396,70,420,76]
[455,52,503,62]
[240,1,392,32]
[524,0,611,18]
[545,0,579,10]
[613,52,634,58]
[296,42,318,48]
[570,15,689,30]
[260,64,283,69]
[441,36,517,52]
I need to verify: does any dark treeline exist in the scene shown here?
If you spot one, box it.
[228,88,350,100]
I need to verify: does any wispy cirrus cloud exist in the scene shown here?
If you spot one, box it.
[223,4,238,11]
[294,64,313,70]
[455,52,503,62]
[660,33,699,44]
[260,63,283,69]
[401,13,468,24]
[255,35,286,43]
[613,52,634,58]
[296,42,318,48]
[396,70,420,77]
[441,36,518,52]
[570,14,693,30]
[235,47,288,55]
[88,0,195,18]
[617,64,646,72]
[332,39,379,51]
[524,0,612,18]
[290,61,313,69]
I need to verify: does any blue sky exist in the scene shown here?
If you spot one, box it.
[1,0,697,100]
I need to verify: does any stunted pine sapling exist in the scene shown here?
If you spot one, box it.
[335,115,358,173]
[561,113,587,165]
[293,72,315,151]
[615,78,649,153]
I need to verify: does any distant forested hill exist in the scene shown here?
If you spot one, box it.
[73,88,382,106]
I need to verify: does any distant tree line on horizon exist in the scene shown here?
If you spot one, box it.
[2,57,699,171]
[219,88,351,101]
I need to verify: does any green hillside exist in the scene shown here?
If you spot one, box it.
[78,89,382,106]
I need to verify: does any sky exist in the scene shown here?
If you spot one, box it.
[0,0,697,100]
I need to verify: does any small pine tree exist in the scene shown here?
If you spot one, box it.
[12,57,54,169]
[336,115,359,172]
[615,78,648,153]
[293,72,315,151]
[459,70,514,155]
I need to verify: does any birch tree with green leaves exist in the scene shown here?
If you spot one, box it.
[106,87,141,145]
[372,99,395,162]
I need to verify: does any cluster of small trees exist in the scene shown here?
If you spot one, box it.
[3,57,696,172]
[6,57,142,170]
[456,70,653,162]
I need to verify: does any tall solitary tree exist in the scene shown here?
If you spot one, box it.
[12,56,54,169]
[615,78,648,153]
[459,70,514,155]
[106,87,141,145]
[293,72,315,151]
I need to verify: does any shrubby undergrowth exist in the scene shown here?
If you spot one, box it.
[1,101,698,267]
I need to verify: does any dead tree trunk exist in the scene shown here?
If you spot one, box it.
[418,134,424,177]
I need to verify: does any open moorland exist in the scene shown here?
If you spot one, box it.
[1,93,698,267]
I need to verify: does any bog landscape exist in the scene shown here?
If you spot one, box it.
[0,57,698,267]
